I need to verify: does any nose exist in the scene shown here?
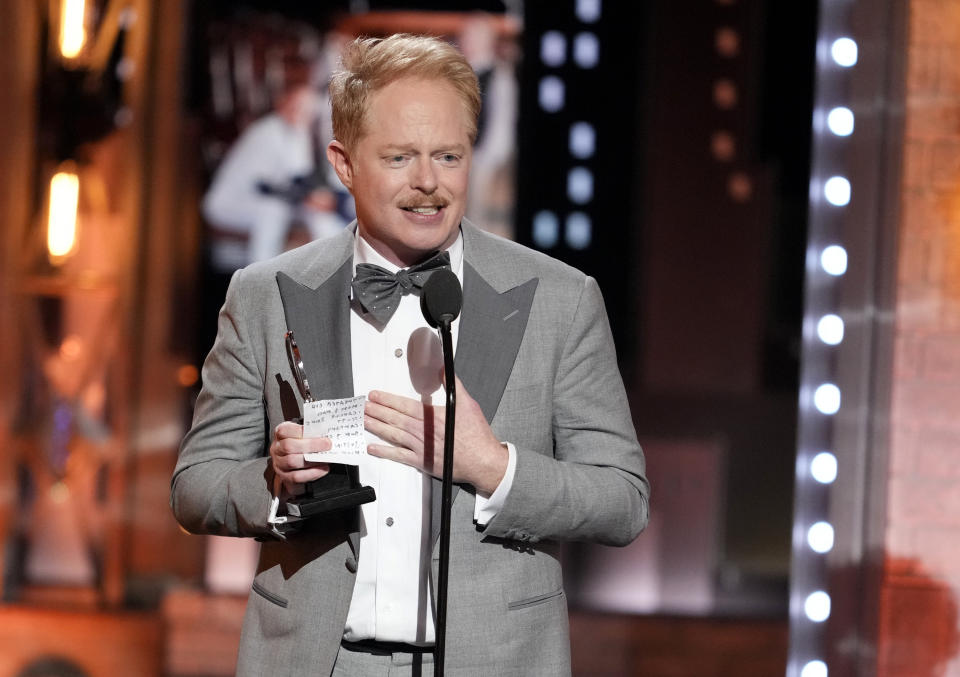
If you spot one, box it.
[411,158,438,194]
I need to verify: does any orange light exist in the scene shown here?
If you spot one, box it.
[47,168,80,261]
[177,364,200,388]
[59,0,87,59]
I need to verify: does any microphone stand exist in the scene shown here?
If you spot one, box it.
[420,267,461,677]
[434,314,455,677]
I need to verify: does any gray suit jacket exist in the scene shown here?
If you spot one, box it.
[171,221,649,676]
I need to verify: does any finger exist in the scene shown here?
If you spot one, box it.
[364,413,425,452]
[367,390,429,420]
[281,463,330,498]
[281,465,330,485]
[273,435,333,457]
[275,421,304,440]
[274,449,332,472]
[365,399,434,439]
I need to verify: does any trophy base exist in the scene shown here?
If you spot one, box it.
[285,464,375,518]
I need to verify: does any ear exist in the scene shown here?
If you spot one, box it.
[326,141,354,191]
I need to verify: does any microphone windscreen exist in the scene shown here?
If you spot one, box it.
[421,269,462,327]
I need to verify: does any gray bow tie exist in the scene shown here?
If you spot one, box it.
[351,251,451,324]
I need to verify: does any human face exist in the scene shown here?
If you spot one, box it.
[327,77,472,267]
[278,85,318,129]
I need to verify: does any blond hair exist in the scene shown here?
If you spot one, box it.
[329,34,482,150]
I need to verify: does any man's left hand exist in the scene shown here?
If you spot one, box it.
[364,377,508,496]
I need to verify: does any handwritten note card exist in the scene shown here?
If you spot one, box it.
[303,395,367,465]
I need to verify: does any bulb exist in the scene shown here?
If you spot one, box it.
[59,0,87,58]
[821,245,848,276]
[801,660,828,677]
[807,522,835,553]
[814,383,841,415]
[539,76,565,113]
[47,169,80,259]
[824,176,851,206]
[831,38,858,67]
[804,591,831,622]
[811,452,838,484]
[817,314,844,345]
[827,107,854,136]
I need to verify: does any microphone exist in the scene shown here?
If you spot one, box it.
[420,269,462,328]
[419,266,460,677]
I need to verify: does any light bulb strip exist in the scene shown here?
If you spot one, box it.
[788,0,865,673]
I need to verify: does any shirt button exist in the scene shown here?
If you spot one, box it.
[394,348,403,358]
[385,517,394,527]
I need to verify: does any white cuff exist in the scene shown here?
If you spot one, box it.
[267,476,302,540]
[473,442,517,526]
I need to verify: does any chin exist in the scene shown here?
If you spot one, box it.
[406,220,460,246]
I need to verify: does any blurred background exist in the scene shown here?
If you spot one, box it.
[0,0,958,675]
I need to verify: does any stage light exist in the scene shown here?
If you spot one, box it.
[713,79,738,109]
[573,32,599,68]
[817,314,844,345]
[831,38,858,67]
[813,383,841,415]
[715,27,740,57]
[791,6,868,676]
[728,172,753,202]
[541,31,567,67]
[801,660,828,677]
[59,0,87,59]
[804,591,831,622]
[810,452,838,484]
[569,122,596,159]
[827,107,854,136]
[824,176,851,206]
[807,522,835,553]
[177,364,200,388]
[565,212,592,250]
[116,57,136,81]
[821,245,848,275]
[711,131,736,161]
[567,167,594,204]
[533,210,560,248]
[47,168,80,260]
[539,76,565,112]
[576,0,601,23]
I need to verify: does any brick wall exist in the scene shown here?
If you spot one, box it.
[883,1,960,675]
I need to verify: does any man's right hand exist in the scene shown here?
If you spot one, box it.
[270,421,332,497]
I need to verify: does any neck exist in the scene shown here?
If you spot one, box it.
[357,228,457,268]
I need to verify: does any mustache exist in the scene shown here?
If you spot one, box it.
[398,197,450,209]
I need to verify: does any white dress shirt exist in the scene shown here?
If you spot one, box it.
[342,231,517,645]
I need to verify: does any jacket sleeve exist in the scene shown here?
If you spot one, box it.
[170,266,276,537]
[481,275,650,546]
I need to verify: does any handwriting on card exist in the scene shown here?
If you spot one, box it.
[303,396,367,465]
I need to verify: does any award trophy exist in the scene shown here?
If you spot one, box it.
[283,330,375,517]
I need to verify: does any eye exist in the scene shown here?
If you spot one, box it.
[438,153,460,166]
[385,155,408,167]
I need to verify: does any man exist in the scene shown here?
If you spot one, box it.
[172,34,649,676]
[202,78,347,268]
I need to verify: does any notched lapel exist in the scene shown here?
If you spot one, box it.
[275,262,354,402]
[456,264,539,422]
[276,262,361,556]
[430,262,539,547]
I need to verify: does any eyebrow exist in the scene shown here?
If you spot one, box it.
[379,143,468,155]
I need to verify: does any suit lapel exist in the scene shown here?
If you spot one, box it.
[429,257,539,548]
[276,259,361,556]
[276,261,354,401]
